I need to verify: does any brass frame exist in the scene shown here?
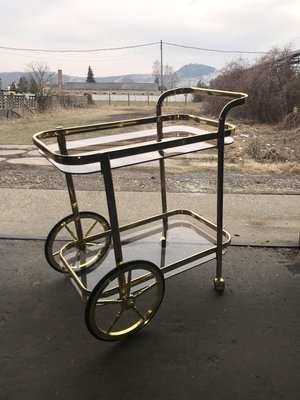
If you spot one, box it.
[33,86,247,297]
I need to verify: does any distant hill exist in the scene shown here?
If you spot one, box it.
[176,63,215,79]
[175,63,217,86]
[0,63,217,89]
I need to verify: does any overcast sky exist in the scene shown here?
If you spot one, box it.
[1,0,299,77]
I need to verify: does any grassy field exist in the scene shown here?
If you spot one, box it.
[0,104,299,174]
[0,105,155,145]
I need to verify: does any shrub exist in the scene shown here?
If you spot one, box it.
[280,109,300,129]
[206,47,300,124]
[192,80,208,102]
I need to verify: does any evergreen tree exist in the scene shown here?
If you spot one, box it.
[193,80,208,102]
[10,82,17,92]
[17,75,29,93]
[86,66,96,83]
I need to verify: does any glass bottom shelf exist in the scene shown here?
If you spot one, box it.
[66,211,229,296]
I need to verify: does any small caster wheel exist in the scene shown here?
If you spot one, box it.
[214,277,225,293]
[85,260,165,341]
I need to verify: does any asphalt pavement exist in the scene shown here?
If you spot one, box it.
[1,187,299,400]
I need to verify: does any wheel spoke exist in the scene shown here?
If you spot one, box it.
[96,298,122,307]
[52,249,60,257]
[133,305,146,321]
[63,222,77,240]
[107,309,123,333]
[84,220,98,238]
[86,242,97,248]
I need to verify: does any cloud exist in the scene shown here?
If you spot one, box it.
[0,0,299,74]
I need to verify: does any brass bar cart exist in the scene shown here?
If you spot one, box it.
[33,87,247,341]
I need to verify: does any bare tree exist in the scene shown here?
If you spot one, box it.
[152,60,178,91]
[152,59,161,86]
[26,62,55,111]
[163,64,178,90]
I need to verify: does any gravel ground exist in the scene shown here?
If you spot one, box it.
[0,162,299,194]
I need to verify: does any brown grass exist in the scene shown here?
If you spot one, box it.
[0,105,154,145]
[0,104,299,175]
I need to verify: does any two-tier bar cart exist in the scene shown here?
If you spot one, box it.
[33,87,247,341]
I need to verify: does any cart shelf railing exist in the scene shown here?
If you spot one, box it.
[33,87,247,171]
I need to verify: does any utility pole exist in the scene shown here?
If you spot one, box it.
[160,40,164,93]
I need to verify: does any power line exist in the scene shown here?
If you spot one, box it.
[0,41,266,55]
[0,42,160,53]
[164,41,266,55]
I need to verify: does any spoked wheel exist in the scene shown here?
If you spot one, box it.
[45,211,111,273]
[85,260,165,341]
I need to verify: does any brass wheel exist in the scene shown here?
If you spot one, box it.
[85,260,165,341]
[45,212,111,273]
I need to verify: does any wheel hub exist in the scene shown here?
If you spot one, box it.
[121,295,136,309]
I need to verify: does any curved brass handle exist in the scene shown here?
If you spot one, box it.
[156,86,247,116]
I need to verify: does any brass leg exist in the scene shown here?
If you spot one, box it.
[215,127,225,293]
[159,158,168,248]
[65,172,84,245]
[101,156,123,267]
